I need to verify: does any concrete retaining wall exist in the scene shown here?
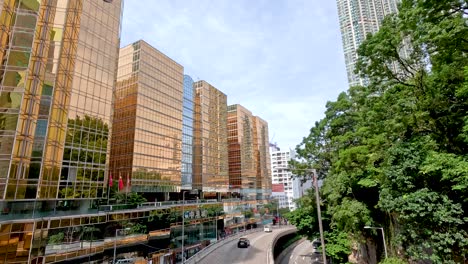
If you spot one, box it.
[266,228,297,264]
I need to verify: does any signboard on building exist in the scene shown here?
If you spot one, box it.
[272,183,284,192]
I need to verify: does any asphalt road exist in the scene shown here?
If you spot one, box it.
[198,227,294,264]
[280,239,325,264]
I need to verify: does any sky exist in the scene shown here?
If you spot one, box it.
[120,0,349,150]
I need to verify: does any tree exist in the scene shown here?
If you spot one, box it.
[113,192,147,207]
[292,1,468,262]
[324,229,352,264]
[48,232,64,244]
[285,190,319,241]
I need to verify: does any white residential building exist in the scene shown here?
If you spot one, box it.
[269,144,297,211]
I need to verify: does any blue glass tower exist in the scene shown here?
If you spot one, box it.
[182,75,195,189]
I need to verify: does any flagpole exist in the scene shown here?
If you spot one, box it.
[125,173,128,204]
[107,182,110,205]
[107,173,112,205]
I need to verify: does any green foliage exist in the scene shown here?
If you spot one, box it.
[129,222,147,234]
[200,204,224,217]
[329,199,372,235]
[79,226,100,241]
[325,229,352,264]
[258,207,267,215]
[285,190,318,241]
[114,192,147,206]
[379,257,408,264]
[264,202,276,213]
[291,0,468,262]
[279,207,290,216]
[244,209,253,219]
[48,232,64,244]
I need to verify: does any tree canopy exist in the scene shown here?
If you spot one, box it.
[291,1,467,263]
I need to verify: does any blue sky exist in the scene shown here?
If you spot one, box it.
[120,0,348,150]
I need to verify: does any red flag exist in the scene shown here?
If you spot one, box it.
[109,174,113,187]
[118,176,124,191]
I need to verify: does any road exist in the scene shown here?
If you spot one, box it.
[280,239,324,264]
[198,227,294,264]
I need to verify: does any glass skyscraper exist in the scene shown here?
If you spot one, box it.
[253,116,271,200]
[227,105,271,200]
[336,0,399,86]
[0,1,272,262]
[109,40,184,194]
[0,0,122,262]
[193,80,229,194]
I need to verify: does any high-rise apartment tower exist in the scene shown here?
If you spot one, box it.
[336,0,399,86]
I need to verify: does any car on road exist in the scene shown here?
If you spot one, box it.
[264,224,272,232]
[237,237,250,248]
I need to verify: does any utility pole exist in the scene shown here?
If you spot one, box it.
[181,191,188,264]
[312,169,327,264]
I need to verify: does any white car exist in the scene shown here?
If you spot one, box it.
[264,225,272,232]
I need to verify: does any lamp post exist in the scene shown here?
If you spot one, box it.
[113,227,130,264]
[311,169,327,264]
[215,210,218,241]
[276,197,280,227]
[181,189,198,263]
[181,190,188,264]
[364,226,388,259]
[277,167,326,264]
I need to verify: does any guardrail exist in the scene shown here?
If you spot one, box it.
[99,199,220,211]
[185,228,262,264]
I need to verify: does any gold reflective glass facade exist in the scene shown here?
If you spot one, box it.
[193,81,228,193]
[253,116,271,199]
[110,40,185,193]
[227,105,271,199]
[0,0,122,262]
[0,0,121,201]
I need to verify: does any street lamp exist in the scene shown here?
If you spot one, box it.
[277,167,326,264]
[311,169,326,264]
[113,227,131,263]
[181,190,188,264]
[364,226,388,259]
[181,189,198,264]
[275,197,280,227]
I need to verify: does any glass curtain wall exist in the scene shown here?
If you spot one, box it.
[181,75,194,190]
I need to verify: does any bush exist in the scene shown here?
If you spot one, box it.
[379,257,408,264]
[48,232,64,244]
